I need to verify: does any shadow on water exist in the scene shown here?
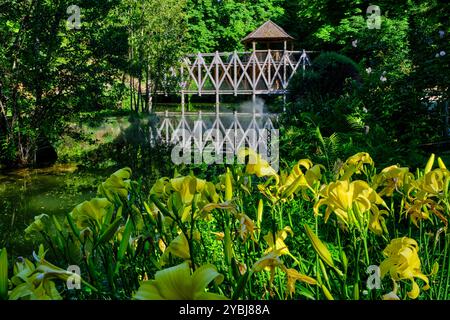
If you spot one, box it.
[80,113,174,178]
[0,113,175,257]
[0,165,102,257]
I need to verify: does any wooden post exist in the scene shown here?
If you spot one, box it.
[181,92,185,115]
[234,51,237,96]
[215,51,220,114]
[181,64,185,114]
[252,51,256,111]
[198,52,202,96]
[252,93,256,115]
[165,110,169,142]
[268,49,271,92]
[283,43,287,89]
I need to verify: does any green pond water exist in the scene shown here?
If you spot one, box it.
[0,103,274,258]
[0,165,109,257]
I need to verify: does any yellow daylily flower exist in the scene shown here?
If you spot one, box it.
[252,250,316,295]
[200,202,236,214]
[170,176,202,204]
[97,167,131,204]
[133,262,228,300]
[345,152,374,168]
[24,214,49,239]
[278,160,324,199]
[9,256,84,300]
[284,267,317,298]
[314,180,387,233]
[252,250,283,273]
[150,177,171,198]
[380,237,430,299]
[160,233,191,266]
[251,250,284,286]
[282,159,314,190]
[237,213,257,242]
[373,165,413,197]
[404,198,447,227]
[151,175,221,223]
[414,168,449,197]
[263,226,293,256]
[238,148,279,181]
[338,152,374,180]
[70,198,113,229]
[368,206,389,236]
[257,158,324,203]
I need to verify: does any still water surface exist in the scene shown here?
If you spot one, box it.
[0,164,107,257]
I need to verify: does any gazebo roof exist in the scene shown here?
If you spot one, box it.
[241,20,294,43]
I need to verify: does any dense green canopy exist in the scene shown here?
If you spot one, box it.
[0,0,449,167]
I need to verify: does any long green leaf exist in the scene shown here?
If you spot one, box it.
[304,224,343,276]
[66,212,81,241]
[117,217,133,262]
[0,248,8,300]
[95,216,122,248]
[232,271,250,300]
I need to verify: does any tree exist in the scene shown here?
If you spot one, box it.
[120,0,187,113]
[0,0,128,167]
[185,0,284,53]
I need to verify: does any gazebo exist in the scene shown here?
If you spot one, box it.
[169,20,311,112]
[241,20,295,52]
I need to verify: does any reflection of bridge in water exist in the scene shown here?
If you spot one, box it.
[151,111,279,169]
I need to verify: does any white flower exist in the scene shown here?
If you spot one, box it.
[352,40,358,48]
[436,53,440,58]
[366,67,372,74]
[440,51,446,57]
[439,30,445,38]
[363,107,368,113]
[380,75,387,82]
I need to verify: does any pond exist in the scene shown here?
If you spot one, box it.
[0,117,176,258]
[0,101,276,258]
[0,164,109,257]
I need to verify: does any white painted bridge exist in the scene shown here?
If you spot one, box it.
[178,49,312,109]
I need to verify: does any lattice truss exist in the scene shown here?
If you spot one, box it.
[179,50,311,95]
[151,112,279,163]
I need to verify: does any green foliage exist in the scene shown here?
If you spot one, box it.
[8,150,450,300]
[0,0,187,167]
[0,248,7,300]
[185,0,284,52]
[288,52,361,101]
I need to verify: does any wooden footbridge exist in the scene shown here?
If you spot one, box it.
[171,21,313,112]
[151,21,311,155]
[179,49,312,109]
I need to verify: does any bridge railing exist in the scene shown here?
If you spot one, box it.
[180,50,312,96]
